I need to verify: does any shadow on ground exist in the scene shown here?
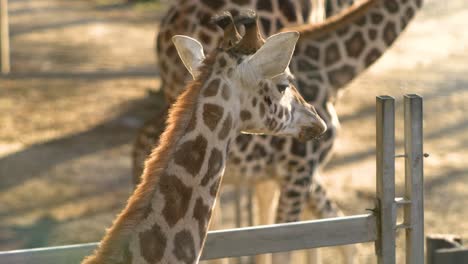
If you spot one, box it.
[0,90,165,192]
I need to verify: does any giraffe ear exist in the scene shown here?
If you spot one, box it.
[172,35,206,79]
[247,31,299,78]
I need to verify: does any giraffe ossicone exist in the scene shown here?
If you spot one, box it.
[83,12,326,264]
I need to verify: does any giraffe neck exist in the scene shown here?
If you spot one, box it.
[287,0,423,103]
[83,67,239,264]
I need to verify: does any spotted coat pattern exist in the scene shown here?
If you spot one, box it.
[85,30,324,262]
[128,50,318,263]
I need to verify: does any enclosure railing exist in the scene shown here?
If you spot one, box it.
[0,95,425,264]
[426,234,468,264]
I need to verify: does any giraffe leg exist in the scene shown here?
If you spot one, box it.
[305,179,357,264]
[253,180,280,264]
[298,208,322,264]
[273,169,315,264]
[207,200,230,264]
[306,249,321,264]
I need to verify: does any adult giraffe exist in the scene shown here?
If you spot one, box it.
[156,0,355,104]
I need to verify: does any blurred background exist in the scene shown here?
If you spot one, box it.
[0,0,467,263]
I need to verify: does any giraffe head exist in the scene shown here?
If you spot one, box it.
[173,12,326,141]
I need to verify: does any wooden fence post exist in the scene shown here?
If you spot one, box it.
[404,94,425,263]
[0,0,10,74]
[375,96,396,264]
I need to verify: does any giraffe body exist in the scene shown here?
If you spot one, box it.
[157,0,354,103]
[85,13,326,264]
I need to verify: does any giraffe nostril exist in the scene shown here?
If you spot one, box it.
[298,122,326,142]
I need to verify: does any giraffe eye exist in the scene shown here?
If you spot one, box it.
[276,84,288,93]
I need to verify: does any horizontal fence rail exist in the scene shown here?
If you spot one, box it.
[202,214,376,259]
[0,243,98,264]
[0,214,376,263]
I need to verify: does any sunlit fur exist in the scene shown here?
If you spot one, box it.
[82,52,218,264]
[283,0,377,37]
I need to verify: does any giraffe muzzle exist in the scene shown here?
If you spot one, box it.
[298,120,327,142]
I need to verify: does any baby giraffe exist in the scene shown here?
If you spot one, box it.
[82,12,326,264]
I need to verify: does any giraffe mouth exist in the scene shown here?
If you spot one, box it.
[298,124,326,142]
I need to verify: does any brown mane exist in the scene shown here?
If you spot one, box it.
[283,0,377,38]
[82,50,219,264]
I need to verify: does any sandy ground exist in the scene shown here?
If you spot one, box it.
[0,0,467,263]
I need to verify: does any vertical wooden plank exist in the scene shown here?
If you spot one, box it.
[0,0,10,74]
[233,187,243,264]
[246,187,255,264]
[232,187,243,264]
[375,96,396,264]
[404,94,425,264]
[234,186,243,228]
[247,187,254,227]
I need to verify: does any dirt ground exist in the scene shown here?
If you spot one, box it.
[0,0,467,263]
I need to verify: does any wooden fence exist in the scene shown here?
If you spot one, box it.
[0,0,10,74]
[0,94,426,264]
